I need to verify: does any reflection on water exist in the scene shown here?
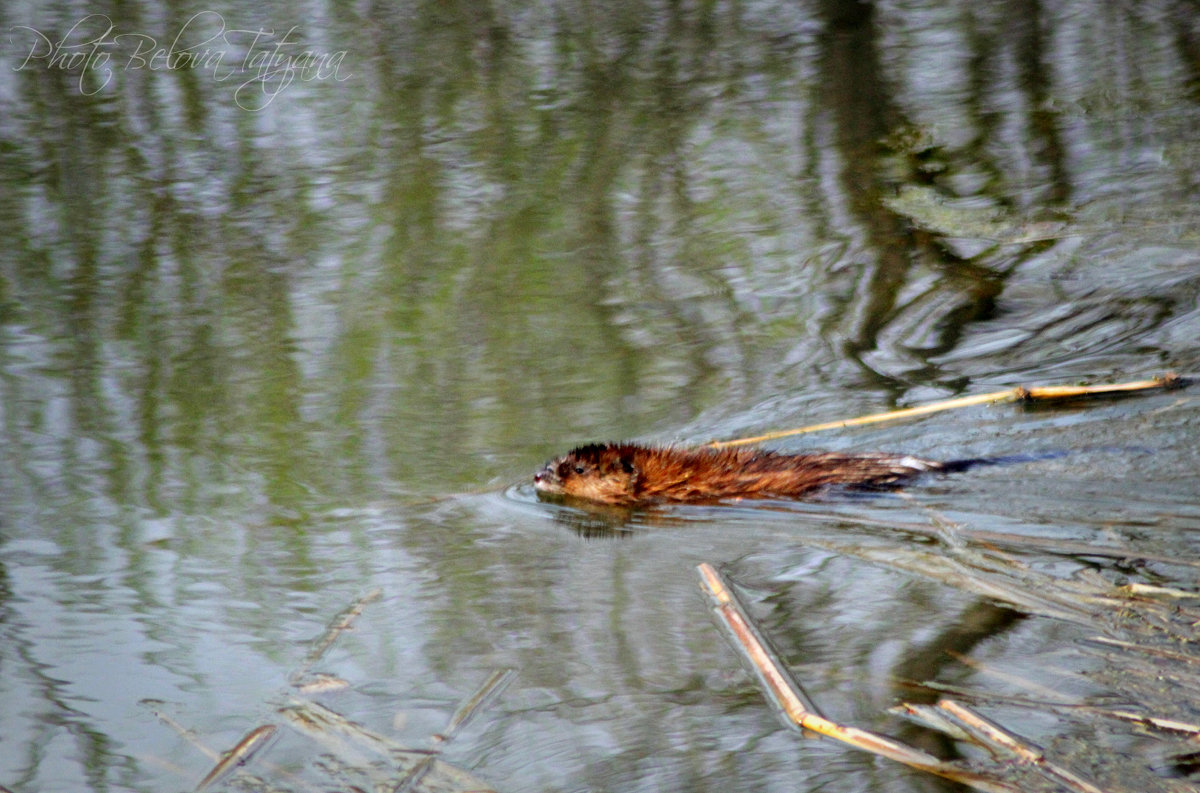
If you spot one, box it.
[1,0,1199,791]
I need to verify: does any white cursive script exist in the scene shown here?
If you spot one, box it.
[9,11,353,110]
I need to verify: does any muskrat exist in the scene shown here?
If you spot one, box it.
[534,442,958,506]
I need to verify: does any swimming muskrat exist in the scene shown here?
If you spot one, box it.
[534,442,963,506]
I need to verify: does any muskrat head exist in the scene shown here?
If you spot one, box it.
[534,444,640,504]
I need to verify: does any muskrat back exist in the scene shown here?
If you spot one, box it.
[534,443,947,506]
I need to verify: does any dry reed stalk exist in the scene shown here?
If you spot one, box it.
[144,702,221,762]
[841,535,1200,642]
[1083,636,1200,666]
[278,699,469,793]
[738,504,1200,568]
[707,373,1183,449]
[1099,710,1200,738]
[435,668,517,744]
[280,699,430,765]
[194,725,278,792]
[697,563,1025,793]
[896,680,1200,743]
[934,700,1106,793]
[145,703,311,792]
[153,591,499,793]
[290,587,383,685]
[944,650,1071,703]
[391,669,514,793]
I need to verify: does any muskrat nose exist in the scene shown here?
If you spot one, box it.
[533,466,559,491]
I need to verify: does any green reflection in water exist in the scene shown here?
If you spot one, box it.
[1,0,1199,791]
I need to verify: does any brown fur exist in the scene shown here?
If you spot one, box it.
[533,443,946,506]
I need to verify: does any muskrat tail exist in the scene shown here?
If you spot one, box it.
[940,447,1150,473]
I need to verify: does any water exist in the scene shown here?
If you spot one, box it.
[1,1,1199,791]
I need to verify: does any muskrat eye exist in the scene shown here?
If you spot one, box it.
[574,465,586,474]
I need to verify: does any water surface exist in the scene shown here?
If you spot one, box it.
[1,1,1199,791]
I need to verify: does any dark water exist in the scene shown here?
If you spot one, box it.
[1,1,1199,791]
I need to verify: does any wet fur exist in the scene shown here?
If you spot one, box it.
[534,443,946,506]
